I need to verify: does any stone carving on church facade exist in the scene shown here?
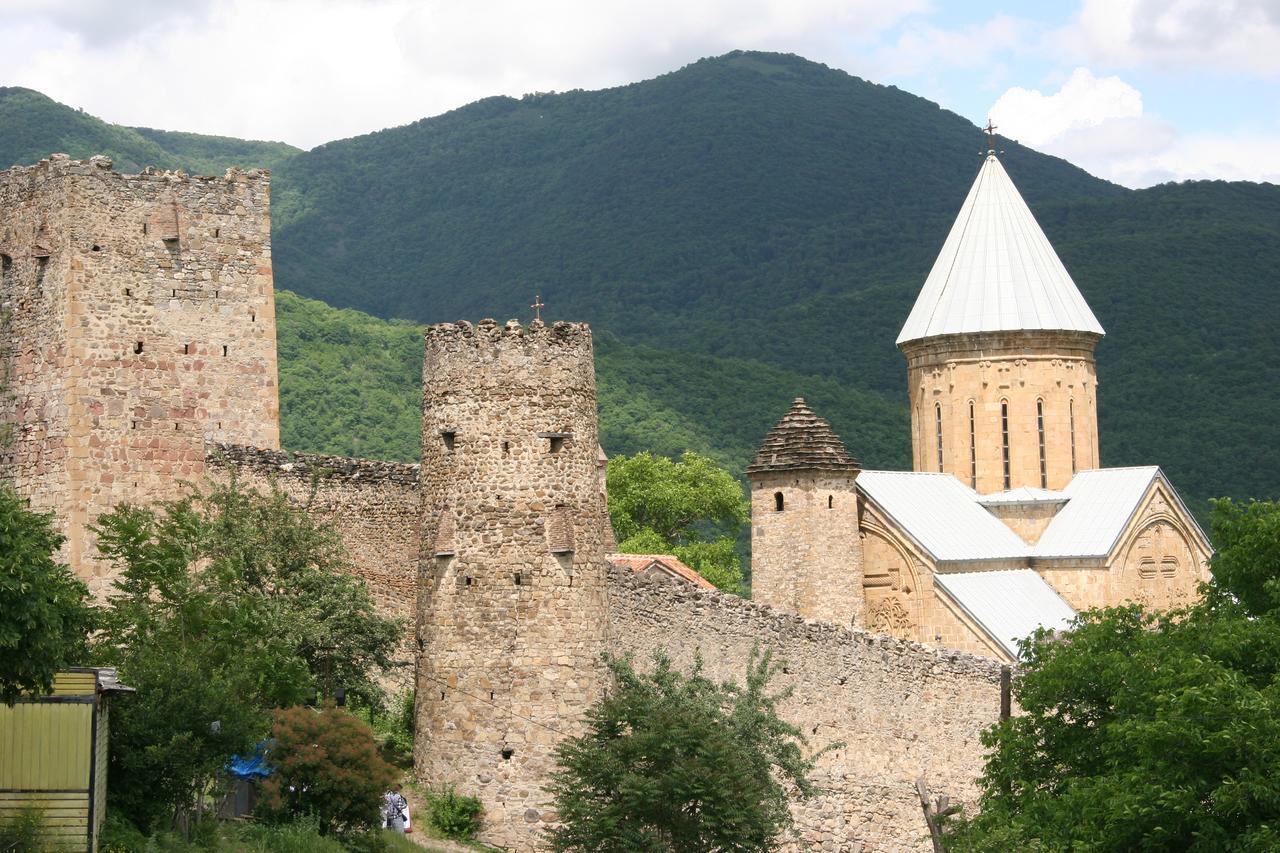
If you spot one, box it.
[861,524,920,641]
[1122,515,1197,610]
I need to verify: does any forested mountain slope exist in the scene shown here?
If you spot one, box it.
[0,87,300,174]
[4,53,1278,518]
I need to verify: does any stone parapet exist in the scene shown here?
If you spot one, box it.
[207,443,420,486]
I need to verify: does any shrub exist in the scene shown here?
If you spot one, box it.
[259,704,398,836]
[424,785,483,840]
[0,806,43,852]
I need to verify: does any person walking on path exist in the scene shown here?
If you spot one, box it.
[384,783,409,832]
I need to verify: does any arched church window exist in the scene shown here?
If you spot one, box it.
[1069,398,1077,474]
[968,401,977,489]
[774,492,784,512]
[1037,399,1047,489]
[1001,400,1011,490]
[934,403,943,472]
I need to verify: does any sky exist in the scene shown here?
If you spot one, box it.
[2,0,1278,188]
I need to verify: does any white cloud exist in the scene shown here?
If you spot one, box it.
[989,67,1144,147]
[0,0,927,149]
[988,68,1280,187]
[1064,0,1280,75]
[870,13,1033,78]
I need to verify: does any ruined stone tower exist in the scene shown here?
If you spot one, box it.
[746,398,865,626]
[898,152,1103,494]
[414,318,610,850]
[0,155,279,591]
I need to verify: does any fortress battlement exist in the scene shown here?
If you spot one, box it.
[208,444,420,486]
[0,153,269,186]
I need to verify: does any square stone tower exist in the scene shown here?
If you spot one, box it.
[746,398,865,626]
[0,154,279,591]
[414,318,610,850]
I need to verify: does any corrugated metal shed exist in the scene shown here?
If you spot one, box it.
[935,569,1077,658]
[857,471,1029,562]
[897,154,1105,345]
[1033,467,1160,558]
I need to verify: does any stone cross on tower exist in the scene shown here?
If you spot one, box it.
[531,293,545,322]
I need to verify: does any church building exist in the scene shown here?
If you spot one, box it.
[748,146,1211,661]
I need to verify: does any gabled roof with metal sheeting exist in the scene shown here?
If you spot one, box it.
[856,470,1029,562]
[935,569,1077,658]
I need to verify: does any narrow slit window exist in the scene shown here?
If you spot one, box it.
[441,430,456,452]
[0,254,11,285]
[221,345,228,357]
[1037,399,1048,488]
[183,343,190,355]
[968,401,977,489]
[1001,400,1011,490]
[501,440,510,456]
[513,573,522,587]
[934,403,944,472]
[133,341,144,355]
[774,491,784,512]
[827,495,833,509]
[1069,398,1077,474]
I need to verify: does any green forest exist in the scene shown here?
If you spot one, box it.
[5,51,1280,519]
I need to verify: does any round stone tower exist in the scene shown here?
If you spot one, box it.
[746,398,865,626]
[414,317,610,850]
[898,151,1105,494]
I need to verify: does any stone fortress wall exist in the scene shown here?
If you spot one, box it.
[0,155,278,593]
[204,444,422,681]
[611,564,1005,853]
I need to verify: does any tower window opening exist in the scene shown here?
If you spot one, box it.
[250,312,256,322]
[934,403,944,472]
[1001,400,1011,490]
[1069,398,1077,474]
[774,491,784,512]
[968,401,977,489]
[172,289,177,298]
[183,343,190,355]
[500,747,514,760]
[828,495,833,509]
[501,440,510,456]
[125,288,131,297]
[133,341,144,355]
[91,244,101,252]
[549,436,565,453]
[441,430,456,452]
[221,345,228,357]
[1037,399,1048,489]
[513,572,522,586]
[464,576,472,587]
[213,227,220,238]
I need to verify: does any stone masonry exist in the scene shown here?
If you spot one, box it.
[747,399,865,626]
[902,330,1100,493]
[0,155,278,592]
[414,319,612,850]
[205,444,422,683]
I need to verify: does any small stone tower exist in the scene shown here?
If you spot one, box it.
[415,318,610,850]
[0,154,279,592]
[746,398,864,626]
[898,150,1104,494]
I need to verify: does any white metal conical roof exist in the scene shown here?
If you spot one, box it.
[897,154,1104,346]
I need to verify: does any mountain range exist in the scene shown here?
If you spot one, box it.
[4,51,1279,521]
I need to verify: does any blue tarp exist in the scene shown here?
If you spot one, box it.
[226,742,274,780]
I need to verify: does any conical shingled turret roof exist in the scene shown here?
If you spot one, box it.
[897,153,1105,346]
[746,398,860,475]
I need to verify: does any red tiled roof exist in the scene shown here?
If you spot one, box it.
[608,553,717,590]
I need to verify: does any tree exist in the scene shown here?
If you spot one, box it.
[0,484,94,705]
[259,704,397,836]
[946,498,1280,852]
[547,648,831,851]
[607,452,749,592]
[92,478,402,830]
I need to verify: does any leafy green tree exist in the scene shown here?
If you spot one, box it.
[607,451,749,592]
[0,484,94,705]
[946,498,1280,852]
[548,648,831,851]
[92,479,402,829]
[259,704,397,836]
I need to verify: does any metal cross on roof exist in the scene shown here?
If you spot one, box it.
[983,118,998,152]
[531,293,545,321]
